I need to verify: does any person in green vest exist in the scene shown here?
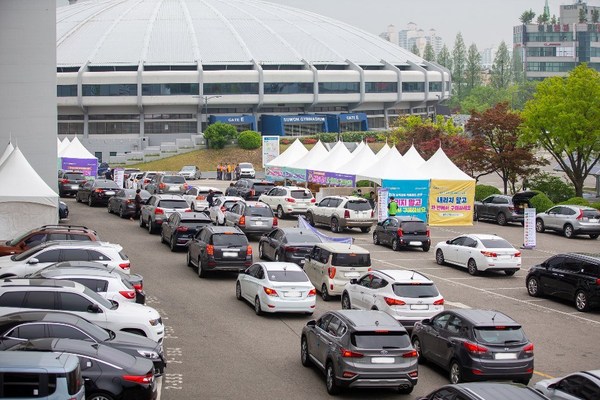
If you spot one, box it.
[388,196,399,216]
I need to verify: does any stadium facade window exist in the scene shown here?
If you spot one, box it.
[57,85,77,97]
[428,81,443,92]
[82,84,137,96]
[365,82,398,93]
[264,82,313,94]
[203,83,259,95]
[402,82,425,93]
[318,82,360,94]
[142,83,199,96]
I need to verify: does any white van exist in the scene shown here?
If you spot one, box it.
[303,243,371,301]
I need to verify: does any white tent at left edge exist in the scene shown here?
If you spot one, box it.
[0,146,58,240]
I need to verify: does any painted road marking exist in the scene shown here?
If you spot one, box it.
[156,376,162,400]
[534,370,555,379]
[445,301,471,309]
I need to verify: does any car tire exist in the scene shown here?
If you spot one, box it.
[397,386,414,395]
[360,226,370,233]
[590,234,599,239]
[88,196,94,207]
[341,293,351,310]
[198,258,207,278]
[467,258,478,276]
[392,238,401,251]
[277,206,285,219]
[300,336,312,367]
[497,212,507,226]
[139,216,146,228]
[412,336,426,363]
[306,213,315,227]
[186,252,193,267]
[563,224,574,238]
[235,282,243,301]
[422,244,430,252]
[504,270,516,276]
[449,360,463,384]
[119,207,126,219]
[536,218,545,233]
[373,232,380,245]
[575,290,591,312]
[169,237,177,252]
[87,392,114,400]
[254,296,262,315]
[330,218,340,233]
[321,284,331,302]
[258,243,267,260]
[436,249,445,265]
[148,221,155,234]
[325,362,340,395]
[526,276,543,297]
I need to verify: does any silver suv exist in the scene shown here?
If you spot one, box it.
[306,195,376,233]
[224,201,277,237]
[301,310,418,395]
[140,194,190,234]
[535,205,600,239]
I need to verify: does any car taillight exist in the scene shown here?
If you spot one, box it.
[371,210,374,218]
[426,229,430,237]
[523,343,534,354]
[119,263,130,271]
[341,348,363,358]
[463,341,488,355]
[284,246,299,253]
[126,199,133,204]
[239,215,246,226]
[328,267,336,279]
[184,208,191,212]
[397,229,404,237]
[272,217,278,227]
[402,350,418,358]
[310,198,316,203]
[576,209,584,220]
[122,373,153,384]
[596,278,600,286]
[246,246,252,256]
[220,206,226,212]
[344,210,350,218]
[155,208,164,215]
[144,179,150,184]
[308,289,316,297]
[481,251,498,258]
[206,244,214,256]
[514,251,521,257]
[176,226,188,232]
[119,290,136,299]
[433,298,445,305]
[384,297,406,306]
[263,287,278,297]
[159,183,166,189]
[61,179,69,183]
[133,283,143,291]
[94,189,104,193]
[284,197,296,203]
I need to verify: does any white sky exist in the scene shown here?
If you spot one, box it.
[264,0,600,50]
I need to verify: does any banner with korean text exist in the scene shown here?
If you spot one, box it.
[307,170,355,187]
[428,179,475,226]
[382,180,430,222]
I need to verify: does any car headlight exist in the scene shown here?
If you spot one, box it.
[149,318,160,326]
[137,350,159,359]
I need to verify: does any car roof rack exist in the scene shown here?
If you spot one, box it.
[39,225,95,233]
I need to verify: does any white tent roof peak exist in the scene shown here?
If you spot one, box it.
[403,145,426,167]
[288,140,329,170]
[335,142,376,175]
[60,137,96,159]
[318,141,352,173]
[0,141,15,167]
[266,139,308,167]
[422,147,474,180]
[375,143,391,160]
[358,145,427,184]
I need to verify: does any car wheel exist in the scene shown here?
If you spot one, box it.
[422,244,430,252]
[575,290,591,312]
[449,360,463,384]
[277,206,285,219]
[300,336,312,367]
[119,206,126,218]
[235,282,243,301]
[397,386,414,395]
[321,284,331,302]
[467,258,478,275]
[590,234,599,239]
[373,232,380,245]
[148,221,155,234]
[330,218,340,233]
[198,258,207,278]
[88,196,94,207]
[75,194,81,203]
[307,213,315,227]
[87,392,114,400]
[496,212,507,226]
[526,276,543,297]
[254,296,262,315]
[360,226,370,233]
[325,362,340,395]
[536,218,545,233]
[139,216,146,228]
[186,252,193,267]
[504,270,516,276]
[341,293,351,310]
[392,238,400,251]
[563,224,574,238]
[258,243,267,260]
[435,249,445,265]
[412,336,426,363]
[169,237,177,252]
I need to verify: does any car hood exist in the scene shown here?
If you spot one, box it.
[109,331,162,354]
[112,301,161,321]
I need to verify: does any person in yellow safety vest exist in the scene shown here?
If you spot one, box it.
[388,196,399,216]
[227,163,233,180]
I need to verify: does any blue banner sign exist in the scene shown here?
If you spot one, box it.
[282,115,326,123]
[382,179,430,222]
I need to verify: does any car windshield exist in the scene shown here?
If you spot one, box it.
[181,166,195,171]
[163,176,185,184]
[180,220,211,228]
[7,229,35,246]
[239,163,253,168]
[82,286,115,310]
[474,326,526,345]
[331,253,371,267]
[212,234,247,246]
[285,233,321,244]
[74,317,111,341]
[12,246,44,261]
[392,283,439,298]
[479,239,514,249]
[246,206,273,217]
[290,190,312,199]
[345,200,371,211]
[222,201,238,210]
[351,332,410,349]
[266,270,309,282]
[158,200,188,209]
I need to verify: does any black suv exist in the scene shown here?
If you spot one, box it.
[58,170,87,197]
[225,179,275,200]
[186,226,252,278]
[160,211,212,252]
[526,252,600,312]
[372,216,431,252]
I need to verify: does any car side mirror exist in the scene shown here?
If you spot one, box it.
[377,222,382,226]
[27,258,39,265]
[349,278,358,285]
[87,304,100,313]
[446,240,451,244]
[306,320,316,327]
[547,383,557,390]
[421,318,431,325]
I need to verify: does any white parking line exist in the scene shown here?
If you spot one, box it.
[445,301,471,309]
[156,375,162,400]
[482,287,524,290]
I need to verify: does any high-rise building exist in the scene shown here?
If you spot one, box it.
[480,47,497,70]
[382,23,443,58]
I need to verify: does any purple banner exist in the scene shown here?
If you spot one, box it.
[61,157,98,177]
[265,166,284,181]
[307,170,355,187]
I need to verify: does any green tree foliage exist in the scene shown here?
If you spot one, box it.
[519,9,536,24]
[591,202,600,210]
[423,42,436,62]
[593,9,599,23]
[520,64,600,197]
[237,130,262,150]
[529,172,575,203]
[465,43,482,93]
[437,44,452,71]
[491,41,512,89]
[558,197,590,206]
[550,15,557,25]
[475,184,501,201]
[411,43,420,56]
[451,33,467,100]
[579,8,587,23]
[203,122,239,149]
[512,48,525,84]
[461,86,511,113]
[530,192,554,212]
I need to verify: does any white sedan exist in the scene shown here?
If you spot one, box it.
[236,262,316,315]
[434,233,521,276]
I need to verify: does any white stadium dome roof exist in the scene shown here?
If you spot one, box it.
[57,0,427,67]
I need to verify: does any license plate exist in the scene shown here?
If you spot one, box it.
[254,221,263,226]
[494,353,517,360]
[283,291,301,298]
[105,191,115,195]
[223,252,238,257]
[498,255,510,259]
[371,357,395,364]
[300,259,305,264]
[589,218,599,223]
[345,272,360,278]
[409,241,421,246]
[410,304,428,310]
[71,185,79,189]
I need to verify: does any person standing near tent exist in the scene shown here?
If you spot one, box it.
[388,196,399,216]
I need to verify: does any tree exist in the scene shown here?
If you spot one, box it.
[437,44,452,71]
[593,9,599,23]
[465,43,482,92]
[237,130,262,150]
[467,103,547,194]
[203,122,239,149]
[550,15,557,25]
[460,86,511,113]
[519,9,536,24]
[423,42,436,62]
[491,41,512,89]
[521,64,600,197]
[411,43,420,56]
[579,8,587,23]
[512,47,525,84]
[451,33,467,100]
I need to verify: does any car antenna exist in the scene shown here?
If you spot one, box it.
[491,313,497,325]
[410,271,415,280]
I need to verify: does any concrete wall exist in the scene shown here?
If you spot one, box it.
[0,0,57,192]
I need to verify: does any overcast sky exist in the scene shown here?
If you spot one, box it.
[264,0,600,50]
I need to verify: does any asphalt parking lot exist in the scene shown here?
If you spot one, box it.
[61,179,600,399]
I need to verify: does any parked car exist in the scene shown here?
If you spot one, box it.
[57,170,86,197]
[59,201,69,220]
[0,241,130,278]
[139,194,190,234]
[258,228,322,265]
[225,178,275,200]
[535,205,600,239]
[301,310,418,395]
[107,188,151,218]
[258,186,315,218]
[183,186,223,211]
[0,279,164,343]
[208,196,243,225]
[373,216,431,252]
[75,179,120,206]
[225,200,278,237]
[98,162,110,177]
[411,309,534,385]
[418,382,550,400]
[138,171,159,190]
[306,195,376,233]
[160,211,212,252]
[526,252,600,312]
[236,262,316,315]
[341,269,444,330]
[123,168,142,182]
[303,243,371,301]
[0,225,98,257]
[434,234,521,276]
[178,165,202,180]
[0,311,166,373]
[145,172,188,195]
[186,226,252,278]
[535,369,600,400]
[474,192,536,226]
[234,162,256,179]
[126,171,145,189]
[7,338,157,400]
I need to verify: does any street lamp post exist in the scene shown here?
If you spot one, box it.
[202,95,221,133]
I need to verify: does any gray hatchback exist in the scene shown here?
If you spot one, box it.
[301,310,418,395]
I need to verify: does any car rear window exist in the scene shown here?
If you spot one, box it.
[222,201,238,210]
[291,190,312,199]
[64,173,84,180]
[392,283,439,298]
[474,326,526,345]
[266,270,308,282]
[583,209,600,219]
[331,252,371,267]
[253,183,274,191]
[285,233,321,244]
[97,181,120,189]
[158,200,189,209]
[212,234,247,246]
[246,206,273,217]
[400,222,427,232]
[479,239,514,249]
[181,219,211,228]
[345,200,371,211]
[351,332,410,349]
[163,175,185,184]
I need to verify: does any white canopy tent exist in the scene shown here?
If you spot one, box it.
[58,137,71,155]
[265,139,308,168]
[59,137,94,159]
[403,145,426,167]
[59,137,98,176]
[421,147,474,180]
[0,141,14,167]
[317,141,352,173]
[375,143,391,160]
[358,146,427,184]
[335,142,376,175]
[0,146,58,240]
[287,140,329,170]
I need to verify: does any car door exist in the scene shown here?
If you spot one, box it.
[240,264,261,301]
[544,206,563,230]
[261,229,278,260]
[420,312,452,366]
[455,236,478,267]
[306,314,332,367]
[479,196,495,219]
[22,291,58,312]
[142,196,156,224]
[541,256,567,296]
[260,188,276,209]
[163,213,178,241]
[80,181,93,202]
[382,218,397,245]
[58,292,107,325]
[269,229,285,260]
[553,257,582,300]
[313,198,330,224]
[226,203,243,228]
[437,315,466,368]
[350,273,373,310]
[304,246,321,286]
[24,248,62,275]
[316,315,341,366]
[444,237,465,265]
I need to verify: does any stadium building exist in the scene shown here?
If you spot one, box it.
[57,0,451,160]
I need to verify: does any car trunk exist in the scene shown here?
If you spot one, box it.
[512,191,537,215]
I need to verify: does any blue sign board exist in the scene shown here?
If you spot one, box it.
[210,115,257,130]
[382,179,430,222]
